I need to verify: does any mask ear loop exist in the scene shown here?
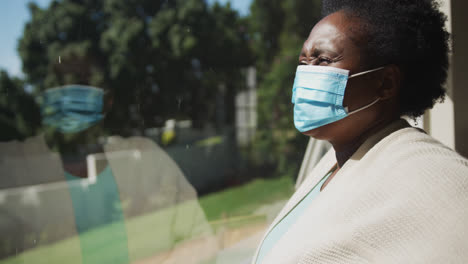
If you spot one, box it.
[344,66,385,115]
[349,66,385,79]
[345,97,381,116]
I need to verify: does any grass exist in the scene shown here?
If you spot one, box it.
[200,176,294,221]
[0,176,294,264]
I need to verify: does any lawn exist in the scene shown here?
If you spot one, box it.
[200,176,294,221]
[0,176,294,264]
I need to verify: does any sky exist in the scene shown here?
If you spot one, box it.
[207,0,251,16]
[0,0,51,77]
[0,0,252,77]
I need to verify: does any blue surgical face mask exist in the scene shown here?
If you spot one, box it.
[38,85,105,133]
[292,65,384,132]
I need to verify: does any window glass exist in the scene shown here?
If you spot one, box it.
[0,0,321,263]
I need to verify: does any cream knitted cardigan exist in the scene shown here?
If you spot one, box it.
[252,120,468,264]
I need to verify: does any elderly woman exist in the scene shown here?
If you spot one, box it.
[252,0,468,263]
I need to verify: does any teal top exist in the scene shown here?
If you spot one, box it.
[65,166,129,264]
[255,170,333,264]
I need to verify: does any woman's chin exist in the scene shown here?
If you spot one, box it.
[300,121,342,141]
[301,127,326,139]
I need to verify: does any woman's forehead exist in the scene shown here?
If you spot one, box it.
[303,11,367,53]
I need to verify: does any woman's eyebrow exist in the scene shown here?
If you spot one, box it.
[300,44,341,58]
[312,47,340,57]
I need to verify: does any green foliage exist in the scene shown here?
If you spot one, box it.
[248,0,321,77]
[13,0,323,178]
[0,70,41,141]
[249,0,322,178]
[18,0,252,135]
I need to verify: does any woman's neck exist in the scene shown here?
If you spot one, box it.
[332,117,399,167]
[45,124,108,178]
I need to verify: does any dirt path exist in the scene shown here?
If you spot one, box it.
[133,223,267,264]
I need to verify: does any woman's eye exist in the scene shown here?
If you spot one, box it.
[318,56,333,64]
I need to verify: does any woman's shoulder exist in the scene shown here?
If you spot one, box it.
[377,126,468,167]
[365,126,468,201]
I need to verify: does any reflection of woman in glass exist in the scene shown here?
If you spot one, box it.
[1,84,216,263]
[38,84,130,264]
[253,0,468,263]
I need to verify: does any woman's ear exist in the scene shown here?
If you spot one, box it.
[379,64,401,100]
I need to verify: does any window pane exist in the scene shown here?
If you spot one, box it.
[0,0,322,263]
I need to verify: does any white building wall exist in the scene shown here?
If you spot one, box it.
[424,0,468,158]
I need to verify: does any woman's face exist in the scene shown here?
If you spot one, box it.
[298,11,394,146]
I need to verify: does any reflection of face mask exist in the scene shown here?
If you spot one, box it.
[38,85,104,133]
[292,65,384,132]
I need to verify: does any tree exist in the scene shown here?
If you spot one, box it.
[0,70,41,141]
[18,0,252,135]
[249,0,322,178]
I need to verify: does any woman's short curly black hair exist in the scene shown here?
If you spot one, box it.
[322,0,450,118]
